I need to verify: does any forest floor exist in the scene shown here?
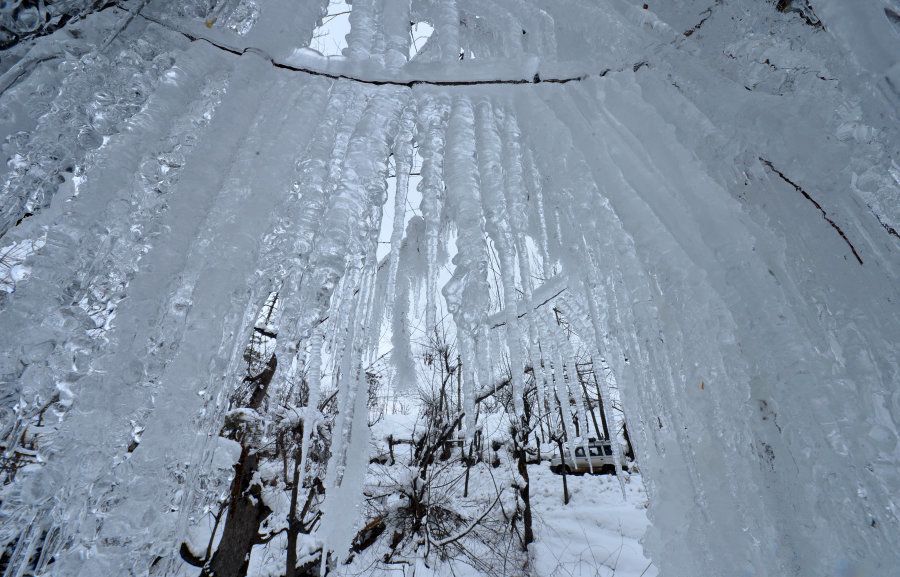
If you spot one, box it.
[339,414,657,577]
[344,436,656,577]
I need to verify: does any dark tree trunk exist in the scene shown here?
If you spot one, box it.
[463,438,475,497]
[622,419,636,461]
[552,390,572,504]
[197,354,277,577]
[515,395,534,550]
[516,428,534,550]
[593,371,611,440]
[579,375,602,439]
[285,458,301,577]
[201,449,270,577]
[554,437,570,505]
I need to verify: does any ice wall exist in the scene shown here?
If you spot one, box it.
[0,0,898,576]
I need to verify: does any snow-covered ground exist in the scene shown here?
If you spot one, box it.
[528,465,657,577]
[343,453,654,577]
[360,412,655,577]
[530,469,655,577]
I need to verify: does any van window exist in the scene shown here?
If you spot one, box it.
[575,447,585,457]
[604,446,613,456]
[589,446,601,457]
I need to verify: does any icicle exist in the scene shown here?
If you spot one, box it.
[319,284,363,573]
[361,266,383,366]
[474,98,526,418]
[431,0,459,61]
[578,240,629,497]
[442,95,489,441]
[365,124,407,376]
[359,174,389,365]
[320,245,380,571]
[286,87,403,353]
[305,87,402,569]
[0,48,230,481]
[543,316,577,464]
[458,332,478,442]
[391,216,424,390]
[384,102,418,315]
[273,83,367,363]
[292,84,368,259]
[558,323,594,473]
[475,323,493,398]
[382,0,412,71]
[415,94,450,340]
[346,0,381,62]
[498,106,549,427]
[297,329,324,491]
[328,268,365,393]
[523,147,554,277]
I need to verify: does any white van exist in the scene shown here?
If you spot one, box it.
[549,439,625,475]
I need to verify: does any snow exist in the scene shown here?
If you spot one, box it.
[530,470,656,577]
[343,444,655,577]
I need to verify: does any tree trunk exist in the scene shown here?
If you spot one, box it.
[579,375,602,439]
[554,437,570,505]
[199,355,277,577]
[515,394,534,550]
[622,419,636,461]
[285,457,301,577]
[463,438,475,497]
[516,428,534,550]
[201,449,270,577]
[592,372,610,440]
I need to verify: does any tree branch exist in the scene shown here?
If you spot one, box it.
[759,158,863,265]
[125,10,651,88]
[429,489,504,547]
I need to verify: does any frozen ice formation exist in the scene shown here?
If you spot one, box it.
[0,0,898,576]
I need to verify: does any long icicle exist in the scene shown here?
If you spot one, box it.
[442,95,489,442]
[384,102,418,316]
[474,97,526,417]
[498,105,550,429]
[415,93,450,341]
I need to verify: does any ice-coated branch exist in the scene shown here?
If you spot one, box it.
[759,157,864,264]
[126,10,625,87]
